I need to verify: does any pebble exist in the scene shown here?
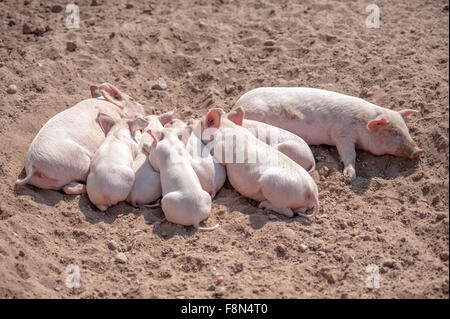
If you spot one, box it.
[224,85,235,95]
[216,275,224,284]
[298,244,308,252]
[440,253,449,262]
[383,260,395,268]
[6,85,17,94]
[22,23,32,34]
[213,58,222,64]
[318,251,326,258]
[115,252,128,263]
[347,255,355,263]
[268,214,277,220]
[66,42,77,52]
[375,226,382,234]
[51,5,63,13]
[319,166,329,177]
[276,244,287,255]
[263,40,275,46]
[152,78,167,90]
[215,286,226,296]
[107,240,117,251]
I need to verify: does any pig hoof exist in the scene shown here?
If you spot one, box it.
[62,182,87,195]
[343,166,356,180]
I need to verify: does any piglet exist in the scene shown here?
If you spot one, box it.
[165,118,226,198]
[15,83,145,194]
[235,87,422,179]
[199,108,319,218]
[87,113,147,211]
[144,127,218,231]
[126,110,176,206]
[227,107,315,172]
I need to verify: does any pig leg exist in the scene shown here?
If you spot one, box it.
[335,140,357,179]
[259,201,294,218]
[62,182,87,195]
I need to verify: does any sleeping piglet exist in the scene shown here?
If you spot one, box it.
[87,113,147,211]
[144,126,218,231]
[165,118,226,198]
[235,87,422,179]
[227,107,315,172]
[126,110,176,206]
[198,108,319,218]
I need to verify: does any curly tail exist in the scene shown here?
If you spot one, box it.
[15,164,36,187]
[296,194,319,219]
[194,221,219,232]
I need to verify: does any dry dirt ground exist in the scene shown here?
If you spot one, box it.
[0,0,448,299]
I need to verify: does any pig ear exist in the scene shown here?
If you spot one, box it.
[399,109,420,118]
[97,113,116,135]
[227,106,245,126]
[98,83,125,109]
[206,108,224,129]
[90,85,100,98]
[128,117,148,137]
[367,118,388,131]
[159,108,177,126]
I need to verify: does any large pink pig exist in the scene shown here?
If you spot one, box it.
[235,87,422,179]
[15,83,145,194]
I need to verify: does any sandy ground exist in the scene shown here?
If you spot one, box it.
[0,0,448,299]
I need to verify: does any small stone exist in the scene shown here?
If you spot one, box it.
[6,85,17,94]
[213,58,222,64]
[347,255,355,263]
[107,240,117,251]
[22,23,32,34]
[66,42,77,52]
[276,244,287,255]
[215,286,226,296]
[54,287,62,291]
[299,244,308,252]
[319,166,329,177]
[109,32,116,39]
[224,85,235,94]
[216,275,224,284]
[115,252,127,263]
[263,40,275,46]
[431,196,440,205]
[375,226,382,234]
[383,260,395,268]
[268,214,277,220]
[51,5,63,13]
[440,253,449,262]
[318,251,326,258]
[152,78,167,90]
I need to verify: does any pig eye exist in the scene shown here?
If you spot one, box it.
[178,134,183,141]
[208,119,214,127]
